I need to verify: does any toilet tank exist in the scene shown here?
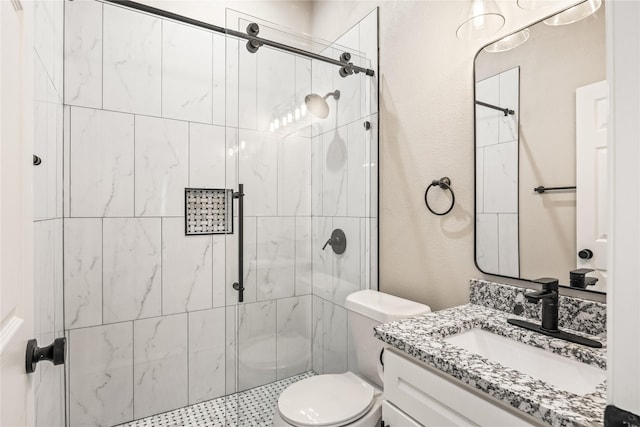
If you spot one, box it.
[345,290,431,388]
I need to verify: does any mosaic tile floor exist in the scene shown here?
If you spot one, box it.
[117,371,315,427]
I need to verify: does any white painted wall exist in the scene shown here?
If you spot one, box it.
[606,0,640,416]
[310,0,579,310]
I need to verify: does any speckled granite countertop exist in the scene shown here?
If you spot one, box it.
[374,280,607,427]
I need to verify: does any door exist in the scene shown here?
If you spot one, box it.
[0,0,35,425]
[576,80,608,292]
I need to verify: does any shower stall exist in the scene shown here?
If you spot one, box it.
[31,1,378,425]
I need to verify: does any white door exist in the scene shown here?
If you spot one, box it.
[576,80,608,292]
[0,0,35,425]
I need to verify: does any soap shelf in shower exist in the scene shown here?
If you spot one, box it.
[184,188,234,235]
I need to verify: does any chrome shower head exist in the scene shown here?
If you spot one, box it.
[304,90,341,119]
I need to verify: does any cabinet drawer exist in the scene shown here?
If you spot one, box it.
[382,401,423,427]
[383,349,537,427]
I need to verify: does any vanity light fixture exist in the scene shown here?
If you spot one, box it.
[484,28,530,53]
[456,0,505,40]
[543,0,601,26]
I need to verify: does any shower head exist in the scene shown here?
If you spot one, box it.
[304,90,341,119]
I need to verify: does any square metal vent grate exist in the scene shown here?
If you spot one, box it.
[185,188,233,235]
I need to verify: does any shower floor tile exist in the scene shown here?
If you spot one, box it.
[117,371,315,427]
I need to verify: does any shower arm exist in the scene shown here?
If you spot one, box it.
[102,0,375,78]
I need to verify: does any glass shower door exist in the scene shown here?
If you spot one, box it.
[225,7,379,425]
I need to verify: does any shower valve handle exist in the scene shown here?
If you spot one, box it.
[322,239,332,250]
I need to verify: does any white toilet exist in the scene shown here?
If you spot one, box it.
[273,290,431,427]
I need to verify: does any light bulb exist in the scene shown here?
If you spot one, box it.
[295,108,300,120]
[287,112,293,122]
[301,104,307,117]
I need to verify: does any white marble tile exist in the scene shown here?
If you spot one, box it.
[238,129,278,216]
[278,133,311,216]
[367,113,379,219]
[103,4,161,116]
[103,218,161,323]
[64,0,102,108]
[237,301,276,391]
[476,213,499,273]
[311,135,323,216]
[162,21,213,123]
[34,0,55,90]
[322,302,348,374]
[69,107,134,217]
[134,115,188,217]
[256,47,295,132]
[498,213,520,277]
[212,34,226,126]
[211,235,226,308]
[63,105,70,217]
[476,147,485,213]
[360,218,370,290]
[226,127,238,190]
[360,9,379,115]
[322,126,348,216]
[225,37,239,128]
[256,217,295,301]
[483,140,518,213]
[162,218,213,314]
[134,313,188,419]
[33,219,63,336]
[333,217,361,306]
[35,332,65,427]
[295,56,312,131]
[475,75,500,148]
[499,67,519,143]
[295,217,312,296]
[33,58,62,221]
[52,0,64,97]
[69,323,134,427]
[238,45,258,130]
[225,306,237,395]
[311,296,324,374]
[312,217,333,301]
[347,120,367,217]
[188,308,226,404]
[370,218,378,291]
[189,123,226,188]
[276,296,311,380]
[64,218,102,329]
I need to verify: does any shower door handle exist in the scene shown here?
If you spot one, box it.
[233,184,245,302]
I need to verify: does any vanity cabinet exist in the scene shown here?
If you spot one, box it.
[382,348,541,427]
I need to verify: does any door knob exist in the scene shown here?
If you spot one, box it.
[25,337,66,374]
[578,249,594,260]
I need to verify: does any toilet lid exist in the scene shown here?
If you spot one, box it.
[278,372,375,427]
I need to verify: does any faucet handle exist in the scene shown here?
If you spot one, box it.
[533,277,559,291]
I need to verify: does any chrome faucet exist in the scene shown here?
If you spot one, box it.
[508,277,602,348]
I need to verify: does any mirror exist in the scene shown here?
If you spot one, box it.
[474,1,606,292]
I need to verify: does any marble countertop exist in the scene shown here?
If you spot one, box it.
[374,303,607,427]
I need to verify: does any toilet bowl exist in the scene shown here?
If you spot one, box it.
[273,372,382,427]
[274,290,431,427]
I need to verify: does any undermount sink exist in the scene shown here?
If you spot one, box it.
[443,328,606,396]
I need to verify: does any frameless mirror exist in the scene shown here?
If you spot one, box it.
[474,0,606,293]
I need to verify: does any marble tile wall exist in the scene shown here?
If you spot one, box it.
[33,0,65,426]
[475,67,520,277]
[63,3,378,425]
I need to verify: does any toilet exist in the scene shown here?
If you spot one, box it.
[273,290,431,427]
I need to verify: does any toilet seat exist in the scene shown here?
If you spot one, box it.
[278,372,375,427]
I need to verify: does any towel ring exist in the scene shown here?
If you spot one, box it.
[424,177,455,216]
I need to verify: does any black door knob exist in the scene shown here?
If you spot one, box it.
[25,337,66,374]
[578,249,594,260]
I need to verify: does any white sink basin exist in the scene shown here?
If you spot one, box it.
[443,328,606,395]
